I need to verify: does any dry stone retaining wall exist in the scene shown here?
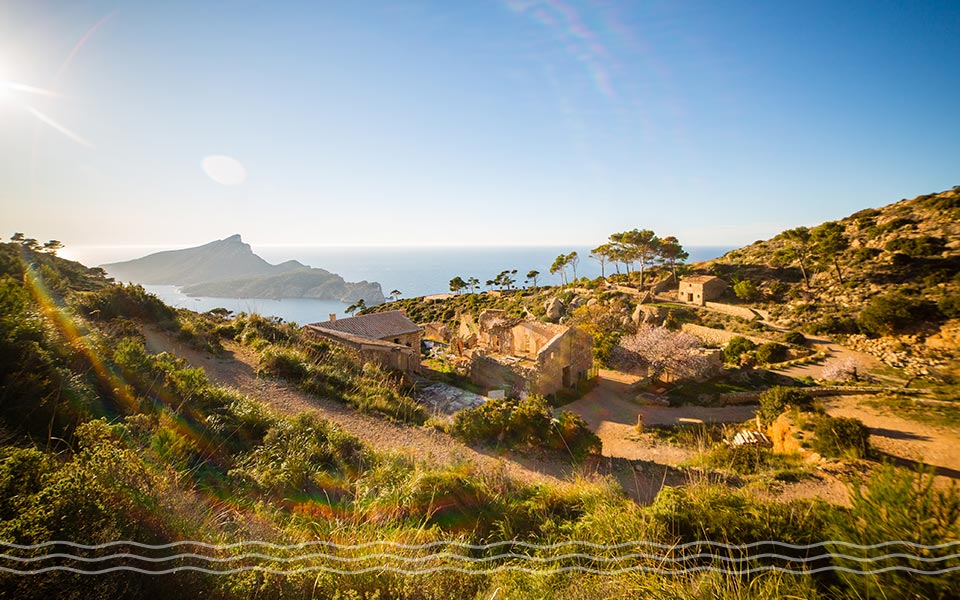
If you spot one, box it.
[704,302,758,320]
[680,323,773,347]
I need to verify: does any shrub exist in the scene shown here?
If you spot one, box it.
[808,314,860,335]
[551,411,601,460]
[858,292,941,336]
[452,395,550,448]
[259,346,310,381]
[73,283,176,325]
[830,464,960,598]
[812,415,869,459]
[701,443,770,474]
[755,342,788,364]
[784,331,806,346]
[939,292,960,319]
[723,336,756,363]
[451,396,600,459]
[648,483,833,545]
[229,413,367,498]
[732,280,760,302]
[851,247,882,262]
[885,236,946,257]
[758,386,811,425]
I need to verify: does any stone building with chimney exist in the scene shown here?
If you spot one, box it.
[304,310,422,373]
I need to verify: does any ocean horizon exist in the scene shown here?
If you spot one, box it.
[70,244,737,324]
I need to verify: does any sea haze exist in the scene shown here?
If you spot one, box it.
[71,245,735,324]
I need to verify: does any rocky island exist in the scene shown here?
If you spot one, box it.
[101,234,385,305]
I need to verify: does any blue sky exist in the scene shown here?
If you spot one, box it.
[1,0,958,253]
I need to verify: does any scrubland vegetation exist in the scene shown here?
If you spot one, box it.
[2,233,959,599]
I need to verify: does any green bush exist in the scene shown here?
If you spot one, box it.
[700,443,770,474]
[858,292,941,336]
[758,386,811,425]
[73,283,176,325]
[723,336,756,363]
[830,464,960,598]
[755,342,788,364]
[551,411,602,460]
[812,415,869,459]
[732,280,760,301]
[808,313,860,335]
[885,235,946,257]
[851,246,882,262]
[648,483,833,545]
[939,292,960,319]
[259,346,311,381]
[451,396,600,459]
[784,331,806,346]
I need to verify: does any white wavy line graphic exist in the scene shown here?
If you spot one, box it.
[1,551,958,565]
[1,564,959,577]
[2,539,958,552]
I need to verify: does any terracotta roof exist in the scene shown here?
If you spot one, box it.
[305,326,410,350]
[307,310,421,340]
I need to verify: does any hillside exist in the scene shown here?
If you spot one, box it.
[703,186,960,375]
[2,240,960,598]
[102,234,385,304]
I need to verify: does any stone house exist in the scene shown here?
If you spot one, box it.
[465,310,593,397]
[678,275,726,306]
[304,310,422,373]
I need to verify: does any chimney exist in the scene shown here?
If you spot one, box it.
[329,313,337,322]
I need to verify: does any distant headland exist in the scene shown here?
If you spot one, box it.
[100,234,385,305]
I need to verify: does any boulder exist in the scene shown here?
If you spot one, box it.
[545,297,565,320]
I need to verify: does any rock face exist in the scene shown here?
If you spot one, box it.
[102,234,384,305]
[545,297,565,320]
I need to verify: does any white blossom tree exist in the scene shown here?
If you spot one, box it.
[614,326,714,381]
[822,357,861,382]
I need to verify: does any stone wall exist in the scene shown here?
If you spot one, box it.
[650,274,677,294]
[304,328,420,373]
[470,354,526,394]
[680,323,773,347]
[421,322,452,343]
[704,302,758,321]
[529,328,594,395]
[719,386,915,405]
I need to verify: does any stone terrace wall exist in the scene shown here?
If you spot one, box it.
[681,323,773,347]
[719,386,917,405]
[704,302,758,321]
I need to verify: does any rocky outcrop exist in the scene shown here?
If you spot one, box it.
[545,297,565,320]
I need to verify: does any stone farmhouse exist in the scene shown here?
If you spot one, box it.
[678,275,726,306]
[304,310,422,373]
[461,309,593,397]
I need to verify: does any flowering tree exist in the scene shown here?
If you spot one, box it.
[614,326,713,381]
[822,357,861,382]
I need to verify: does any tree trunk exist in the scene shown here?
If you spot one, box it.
[833,258,844,285]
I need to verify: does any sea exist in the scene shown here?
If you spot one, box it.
[63,245,736,325]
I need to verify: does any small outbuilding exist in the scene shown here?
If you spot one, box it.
[304,310,422,373]
[678,275,726,306]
